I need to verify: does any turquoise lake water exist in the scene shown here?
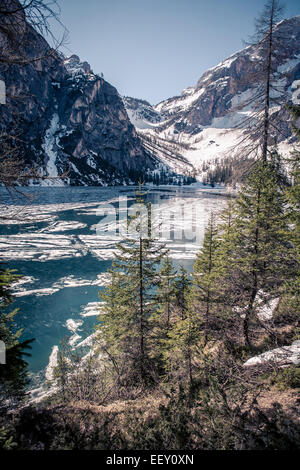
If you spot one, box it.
[0,185,228,393]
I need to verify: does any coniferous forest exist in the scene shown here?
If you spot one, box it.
[0,0,299,453]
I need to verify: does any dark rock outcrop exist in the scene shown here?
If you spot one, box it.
[0,1,156,185]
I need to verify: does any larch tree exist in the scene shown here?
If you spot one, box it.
[192,213,222,343]
[97,185,167,390]
[281,104,300,317]
[150,254,177,373]
[234,0,287,163]
[162,266,198,388]
[220,160,295,347]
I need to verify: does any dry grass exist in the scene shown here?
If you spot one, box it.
[256,386,300,422]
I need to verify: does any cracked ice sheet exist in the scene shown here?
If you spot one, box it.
[13,274,111,298]
[0,233,82,261]
[39,221,87,232]
[0,200,115,225]
[14,287,60,297]
[80,301,106,317]
[53,273,110,289]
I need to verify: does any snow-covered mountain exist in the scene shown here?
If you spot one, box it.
[122,97,163,129]
[124,16,300,183]
[1,1,299,186]
[0,1,186,186]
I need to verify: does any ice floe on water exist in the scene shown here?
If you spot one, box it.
[14,287,60,297]
[12,274,111,297]
[53,273,110,289]
[65,319,84,346]
[65,318,83,333]
[11,276,37,291]
[39,220,87,233]
[0,186,229,401]
[45,345,59,381]
[75,332,98,349]
[0,233,80,261]
[69,333,82,347]
[80,301,106,317]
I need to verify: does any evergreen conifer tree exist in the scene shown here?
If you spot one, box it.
[97,185,167,389]
[193,213,222,342]
[282,104,300,317]
[162,266,197,387]
[149,255,177,372]
[219,161,294,347]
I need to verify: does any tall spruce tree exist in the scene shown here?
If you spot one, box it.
[193,213,222,342]
[97,185,167,389]
[162,266,197,387]
[149,255,177,372]
[173,265,192,320]
[282,104,300,316]
[219,160,294,347]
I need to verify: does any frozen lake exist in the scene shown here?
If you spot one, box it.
[0,184,229,393]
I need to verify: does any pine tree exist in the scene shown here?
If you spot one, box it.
[173,265,192,320]
[0,265,33,410]
[150,255,177,371]
[163,266,197,387]
[193,213,222,342]
[97,185,167,389]
[220,161,294,347]
[236,0,286,163]
[282,104,300,317]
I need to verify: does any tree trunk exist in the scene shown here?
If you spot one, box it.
[139,236,145,380]
[262,0,274,162]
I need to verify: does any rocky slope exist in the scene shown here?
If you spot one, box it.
[1,2,299,186]
[0,1,162,186]
[124,16,300,182]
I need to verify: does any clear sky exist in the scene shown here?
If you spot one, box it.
[51,0,300,105]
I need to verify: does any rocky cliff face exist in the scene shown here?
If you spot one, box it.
[1,2,299,186]
[124,17,300,182]
[122,96,163,129]
[0,1,157,186]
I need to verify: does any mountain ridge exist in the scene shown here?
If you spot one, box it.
[124,16,300,183]
[1,3,299,186]
[0,1,176,186]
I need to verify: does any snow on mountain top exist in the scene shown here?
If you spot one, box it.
[123,96,164,130]
[181,87,196,96]
[154,87,205,115]
[64,54,95,80]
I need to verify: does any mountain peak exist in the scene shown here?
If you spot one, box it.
[64,54,93,78]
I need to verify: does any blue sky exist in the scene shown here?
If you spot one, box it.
[52,0,300,104]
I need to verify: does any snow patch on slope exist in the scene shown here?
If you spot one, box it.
[42,113,60,180]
